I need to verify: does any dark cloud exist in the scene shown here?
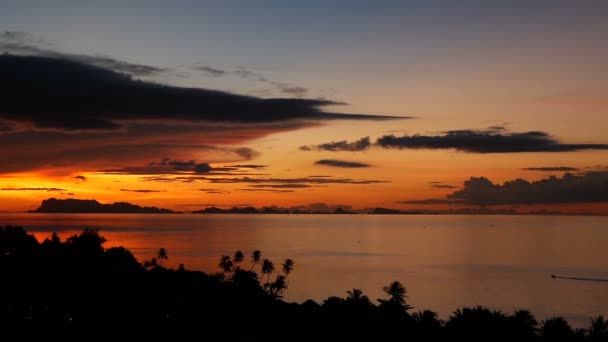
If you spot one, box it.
[398,198,453,205]
[403,172,608,205]
[238,189,294,193]
[1,187,66,192]
[162,159,196,171]
[73,175,87,181]
[142,175,388,185]
[195,66,226,77]
[235,67,309,97]
[376,130,608,153]
[120,189,167,193]
[249,184,314,189]
[194,64,309,97]
[314,159,370,168]
[194,163,213,174]
[300,137,372,152]
[203,176,387,185]
[225,164,267,169]
[432,184,457,189]
[0,55,398,132]
[0,52,403,174]
[100,156,272,177]
[523,167,580,171]
[198,188,230,194]
[1,31,165,76]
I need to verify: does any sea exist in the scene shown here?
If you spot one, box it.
[1,213,607,327]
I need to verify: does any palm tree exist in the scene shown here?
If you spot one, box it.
[281,258,294,278]
[260,259,275,285]
[143,257,158,269]
[250,250,261,271]
[347,288,365,301]
[383,281,407,304]
[218,255,233,275]
[157,248,168,266]
[380,281,412,310]
[270,275,287,297]
[233,250,244,270]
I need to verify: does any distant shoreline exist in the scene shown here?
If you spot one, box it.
[22,198,608,216]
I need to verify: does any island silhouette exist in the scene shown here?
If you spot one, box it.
[30,198,177,214]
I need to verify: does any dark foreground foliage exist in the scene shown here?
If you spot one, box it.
[1,226,606,341]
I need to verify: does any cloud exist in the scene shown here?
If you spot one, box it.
[0,54,399,133]
[376,130,608,153]
[235,66,309,97]
[1,187,66,191]
[237,189,294,193]
[398,198,453,205]
[100,156,271,176]
[199,188,231,194]
[1,31,165,76]
[314,159,370,168]
[225,164,267,169]
[0,51,401,174]
[195,65,309,96]
[73,175,87,181]
[201,176,387,185]
[248,184,314,189]
[142,175,388,186]
[193,163,213,174]
[300,137,372,152]
[431,184,457,189]
[402,172,608,205]
[120,189,167,193]
[523,167,579,171]
[195,66,226,77]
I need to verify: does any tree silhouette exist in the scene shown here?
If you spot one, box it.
[281,258,294,278]
[541,317,574,339]
[508,309,538,339]
[260,259,275,286]
[588,315,608,340]
[143,257,158,269]
[250,250,261,271]
[346,288,366,302]
[270,275,287,297]
[218,255,233,276]
[233,250,244,270]
[157,248,168,266]
[382,281,408,306]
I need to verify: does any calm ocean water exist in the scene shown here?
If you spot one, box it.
[1,213,607,327]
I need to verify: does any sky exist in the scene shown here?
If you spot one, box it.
[1,1,607,213]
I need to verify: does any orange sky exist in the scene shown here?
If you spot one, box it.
[1,3,608,214]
